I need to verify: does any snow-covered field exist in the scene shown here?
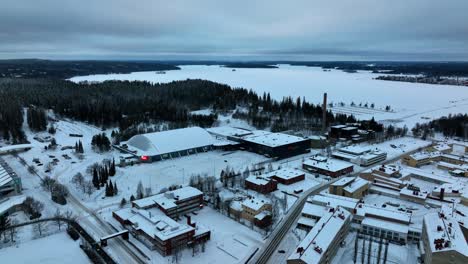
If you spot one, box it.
[114,150,268,201]
[70,65,468,128]
[0,232,90,264]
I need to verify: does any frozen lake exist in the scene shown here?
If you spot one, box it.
[70,65,468,127]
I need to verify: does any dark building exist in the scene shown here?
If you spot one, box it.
[245,176,278,194]
[207,127,311,159]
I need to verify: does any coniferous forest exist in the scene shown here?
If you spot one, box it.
[0,78,356,143]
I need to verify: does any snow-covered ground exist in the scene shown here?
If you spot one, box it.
[0,232,90,264]
[101,205,264,264]
[332,232,419,264]
[70,65,468,128]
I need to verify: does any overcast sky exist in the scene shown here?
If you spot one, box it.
[1,0,468,61]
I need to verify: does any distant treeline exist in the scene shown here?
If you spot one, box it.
[412,114,468,139]
[2,59,468,79]
[0,59,180,79]
[222,63,278,69]
[0,78,355,143]
[288,61,468,77]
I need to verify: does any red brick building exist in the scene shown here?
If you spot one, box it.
[113,208,210,256]
[245,176,278,194]
[266,168,305,185]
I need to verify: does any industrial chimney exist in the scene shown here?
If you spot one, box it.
[440,188,445,200]
[322,93,327,133]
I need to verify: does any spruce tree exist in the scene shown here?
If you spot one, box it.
[105,182,110,197]
[114,181,118,195]
[109,180,114,196]
[92,168,99,188]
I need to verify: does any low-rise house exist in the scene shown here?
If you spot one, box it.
[241,197,272,225]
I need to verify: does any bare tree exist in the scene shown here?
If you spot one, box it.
[23,196,44,218]
[84,180,94,197]
[54,209,63,230]
[8,219,18,243]
[40,176,57,192]
[71,172,85,192]
[33,221,46,237]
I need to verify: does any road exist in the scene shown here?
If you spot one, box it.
[13,155,147,264]
[249,142,431,264]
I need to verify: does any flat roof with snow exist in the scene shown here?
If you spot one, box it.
[205,126,253,139]
[264,168,305,181]
[309,194,359,210]
[132,186,202,210]
[289,207,351,264]
[242,197,270,211]
[343,177,368,193]
[331,177,356,187]
[245,175,272,186]
[423,212,468,256]
[303,158,353,173]
[114,208,194,241]
[242,131,308,148]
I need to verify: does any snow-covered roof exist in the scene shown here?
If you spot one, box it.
[289,207,351,264]
[302,203,327,218]
[343,177,369,193]
[230,200,243,211]
[297,216,317,227]
[205,126,253,138]
[245,175,272,186]
[331,125,347,129]
[338,145,372,155]
[132,186,202,210]
[0,144,33,154]
[241,131,308,148]
[408,152,436,161]
[371,164,401,175]
[264,168,305,181]
[401,167,456,184]
[400,186,429,199]
[331,177,356,187]
[303,158,353,173]
[0,158,15,188]
[254,211,271,220]
[423,212,468,256]
[355,204,411,224]
[309,194,359,211]
[433,143,452,152]
[0,196,26,215]
[114,208,194,241]
[242,197,270,211]
[126,127,214,156]
[440,204,468,228]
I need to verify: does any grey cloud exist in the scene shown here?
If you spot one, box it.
[0,0,467,60]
